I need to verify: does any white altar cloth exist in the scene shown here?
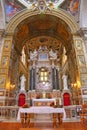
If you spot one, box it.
[17,106,66,121]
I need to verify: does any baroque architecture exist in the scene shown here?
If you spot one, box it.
[0,0,87,121]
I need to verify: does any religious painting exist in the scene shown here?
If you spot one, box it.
[75,40,82,50]
[61,0,80,22]
[1,56,9,67]
[3,40,11,51]
[5,0,23,21]
[0,75,6,88]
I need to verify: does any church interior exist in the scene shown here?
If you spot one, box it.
[0,0,87,129]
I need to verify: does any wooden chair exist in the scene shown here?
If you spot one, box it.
[80,104,87,126]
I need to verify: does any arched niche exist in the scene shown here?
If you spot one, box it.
[17,91,27,106]
[63,92,71,106]
[0,8,80,91]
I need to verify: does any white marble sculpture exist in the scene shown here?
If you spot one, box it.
[62,74,68,90]
[20,75,26,91]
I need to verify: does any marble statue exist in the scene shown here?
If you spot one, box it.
[62,74,68,90]
[20,75,26,91]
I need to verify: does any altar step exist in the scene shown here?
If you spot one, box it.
[20,129,65,130]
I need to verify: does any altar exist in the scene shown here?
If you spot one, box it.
[32,98,56,106]
[17,106,66,127]
[17,106,66,121]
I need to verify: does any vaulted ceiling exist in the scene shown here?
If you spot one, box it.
[13,14,72,56]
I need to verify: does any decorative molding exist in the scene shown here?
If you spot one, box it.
[6,9,79,34]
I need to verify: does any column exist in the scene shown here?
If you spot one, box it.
[52,67,55,89]
[56,68,59,90]
[33,68,36,90]
[29,68,32,90]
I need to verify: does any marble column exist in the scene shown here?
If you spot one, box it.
[62,74,68,90]
[56,68,59,90]
[29,68,32,90]
[52,67,55,89]
[33,68,36,90]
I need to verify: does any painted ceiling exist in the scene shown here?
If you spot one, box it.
[5,0,80,22]
[4,0,78,59]
[13,14,72,58]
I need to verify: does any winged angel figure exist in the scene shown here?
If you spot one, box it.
[18,0,65,11]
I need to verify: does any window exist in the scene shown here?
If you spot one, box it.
[39,68,48,83]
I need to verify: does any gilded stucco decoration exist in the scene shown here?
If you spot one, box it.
[27,36,61,52]
[13,14,73,52]
[0,3,80,91]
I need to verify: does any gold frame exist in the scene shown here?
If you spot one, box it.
[1,56,9,67]
[3,40,11,51]
[75,40,82,50]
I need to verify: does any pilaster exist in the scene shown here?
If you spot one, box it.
[0,33,13,90]
[73,35,87,103]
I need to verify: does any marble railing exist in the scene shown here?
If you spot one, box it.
[0,106,19,121]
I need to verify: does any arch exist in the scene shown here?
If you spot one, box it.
[6,9,79,34]
[1,8,81,96]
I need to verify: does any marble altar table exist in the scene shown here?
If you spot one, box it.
[17,106,66,127]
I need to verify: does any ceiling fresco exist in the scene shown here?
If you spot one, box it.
[5,0,24,22]
[4,0,80,22]
[61,0,79,22]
